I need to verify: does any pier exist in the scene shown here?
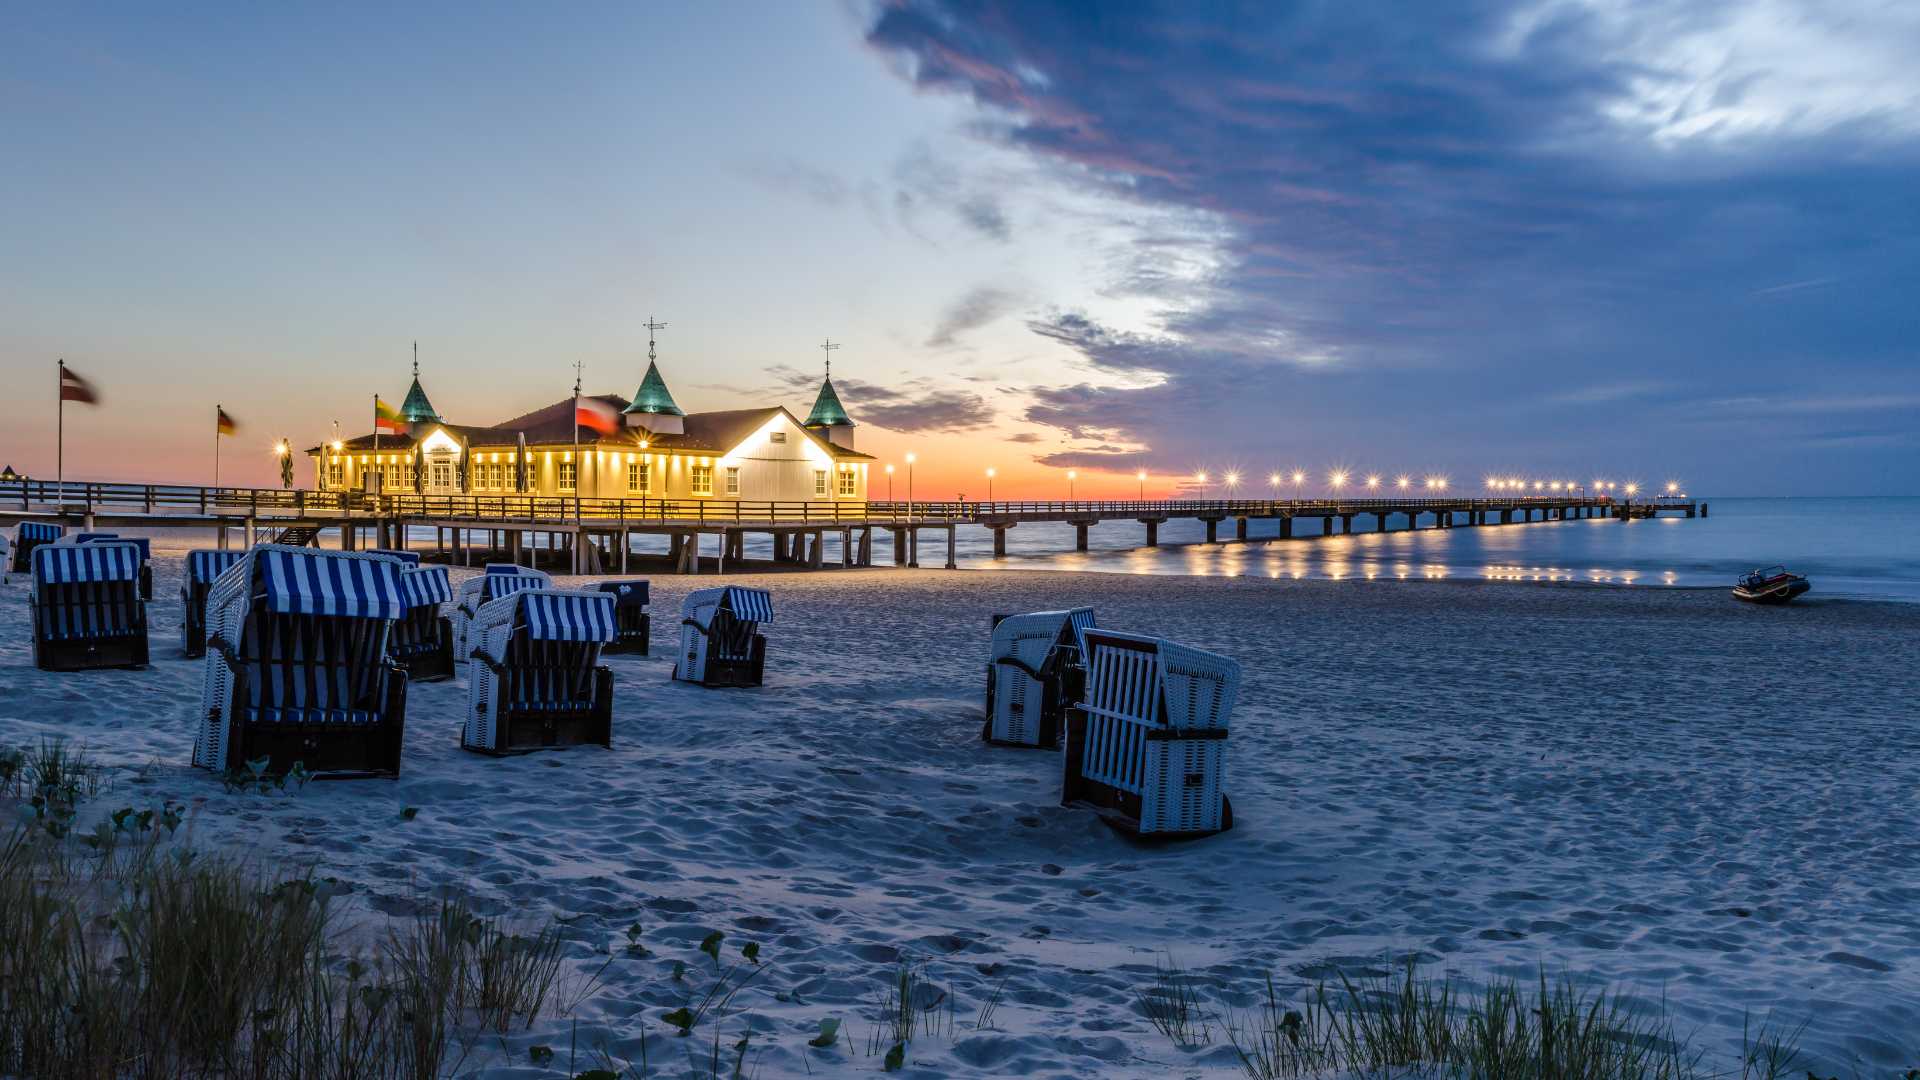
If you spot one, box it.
[0,479,1702,574]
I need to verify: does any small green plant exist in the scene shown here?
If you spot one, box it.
[1138,953,1212,1047]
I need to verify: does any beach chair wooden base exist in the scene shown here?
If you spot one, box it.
[394,617,456,682]
[604,612,651,656]
[1060,706,1234,841]
[214,677,408,780]
[674,636,765,688]
[462,666,613,756]
[32,630,149,672]
[183,584,212,658]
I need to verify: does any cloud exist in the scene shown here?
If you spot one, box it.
[762,364,996,433]
[927,285,1021,346]
[864,0,1920,491]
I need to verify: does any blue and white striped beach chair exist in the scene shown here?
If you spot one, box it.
[67,534,154,599]
[367,549,423,566]
[10,521,64,574]
[674,586,773,687]
[593,579,651,655]
[1061,629,1240,839]
[452,565,552,664]
[193,546,409,779]
[984,607,1095,749]
[464,589,616,755]
[30,541,149,671]
[391,565,455,681]
[182,549,249,658]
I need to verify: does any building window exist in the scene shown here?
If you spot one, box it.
[838,468,856,497]
[691,462,714,495]
[327,459,343,488]
[558,461,576,492]
[769,431,787,444]
[628,460,650,494]
[430,461,453,489]
[725,467,741,496]
[813,470,828,497]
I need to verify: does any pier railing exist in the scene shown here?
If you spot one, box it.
[0,478,1646,525]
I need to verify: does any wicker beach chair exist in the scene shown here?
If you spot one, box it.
[452,565,552,664]
[193,546,408,780]
[9,521,62,574]
[181,549,249,658]
[1060,629,1240,839]
[30,541,150,671]
[593,580,651,656]
[674,586,772,687]
[391,565,455,681]
[984,607,1095,749]
[463,589,615,755]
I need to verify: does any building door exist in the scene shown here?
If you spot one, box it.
[429,456,456,493]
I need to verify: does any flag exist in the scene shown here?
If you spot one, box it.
[59,364,98,405]
[374,397,407,434]
[216,408,237,435]
[576,396,621,436]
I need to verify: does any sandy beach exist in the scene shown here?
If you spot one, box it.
[3,543,1916,1077]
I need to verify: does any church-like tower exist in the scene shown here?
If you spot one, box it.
[804,367,855,450]
[622,319,685,435]
[399,347,441,424]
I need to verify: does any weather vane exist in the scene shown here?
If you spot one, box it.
[646,316,667,363]
[412,340,419,377]
[821,337,840,377]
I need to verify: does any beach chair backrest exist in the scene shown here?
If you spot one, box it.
[17,522,63,543]
[474,589,613,708]
[187,549,249,586]
[252,547,406,620]
[399,566,453,611]
[485,562,528,575]
[483,572,550,606]
[368,548,423,566]
[238,547,405,720]
[594,579,650,608]
[719,587,773,624]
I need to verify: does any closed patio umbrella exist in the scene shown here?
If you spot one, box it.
[459,435,471,493]
[515,432,529,492]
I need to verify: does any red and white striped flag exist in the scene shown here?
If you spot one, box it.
[576,395,621,435]
[58,363,98,405]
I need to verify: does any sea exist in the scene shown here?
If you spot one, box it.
[924,497,1920,602]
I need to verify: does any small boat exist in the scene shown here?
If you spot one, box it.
[1733,566,1810,604]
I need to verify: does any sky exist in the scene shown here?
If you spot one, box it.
[2,1,1915,496]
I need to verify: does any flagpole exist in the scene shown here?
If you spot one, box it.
[571,362,582,573]
[213,403,222,489]
[56,360,65,503]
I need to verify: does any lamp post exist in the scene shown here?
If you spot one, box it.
[1330,470,1348,494]
[1291,470,1305,504]
[1195,470,1209,500]
[1067,469,1076,502]
[1366,474,1381,492]
[885,463,894,504]
[1224,471,1240,501]
[1137,469,1146,500]
[986,467,995,502]
[905,452,916,521]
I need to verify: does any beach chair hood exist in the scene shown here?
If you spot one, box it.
[250,545,407,620]
[187,549,249,586]
[399,565,453,609]
[367,548,423,566]
[682,586,774,625]
[32,541,142,596]
[16,522,63,542]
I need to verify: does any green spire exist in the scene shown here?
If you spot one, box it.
[400,350,441,423]
[622,360,685,417]
[805,375,852,428]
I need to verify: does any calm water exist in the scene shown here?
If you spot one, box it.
[390,497,1915,601]
[947,497,1920,601]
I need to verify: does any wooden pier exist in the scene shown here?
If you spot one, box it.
[0,479,1702,574]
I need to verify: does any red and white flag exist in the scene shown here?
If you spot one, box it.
[576,395,621,436]
[58,363,99,405]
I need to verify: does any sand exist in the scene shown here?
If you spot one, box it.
[2,542,1917,1077]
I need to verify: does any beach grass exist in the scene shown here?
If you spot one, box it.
[1209,959,1803,1080]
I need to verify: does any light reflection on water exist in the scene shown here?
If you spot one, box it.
[971,498,1920,601]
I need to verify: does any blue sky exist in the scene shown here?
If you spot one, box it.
[2,1,1915,494]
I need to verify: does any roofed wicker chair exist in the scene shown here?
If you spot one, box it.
[193,546,409,780]
[1060,628,1240,839]
[983,607,1095,749]
[367,548,423,566]
[11,521,64,574]
[674,586,772,688]
[392,565,456,681]
[452,564,552,664]
[592,579,651,655]
[463,589,615,755]
[30,541,150,671]
[181,549,249,658]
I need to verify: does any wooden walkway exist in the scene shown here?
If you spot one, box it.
[0,479,1703,574]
